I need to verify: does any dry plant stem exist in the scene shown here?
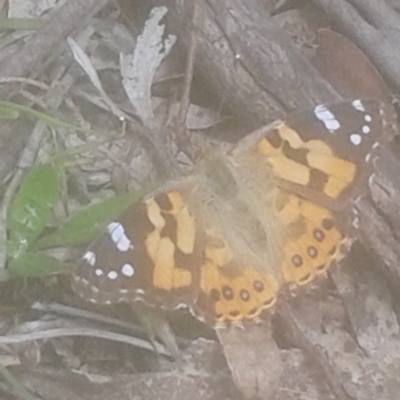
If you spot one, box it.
[309,0,400,91]
[177,0,199,128]
[20,90,48,110]
[32,301,192,349]
[0,120,48,271]
[0,0,110,80]
[0,328,170,357]
[32,301,147,336]
[0,77,49,90]
[68,36,127,121]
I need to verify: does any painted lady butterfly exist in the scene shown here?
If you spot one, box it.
[71,99,397,327]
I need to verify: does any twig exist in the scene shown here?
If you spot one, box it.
[177,0,199,127]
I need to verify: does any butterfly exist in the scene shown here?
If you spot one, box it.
[71,99,397,327]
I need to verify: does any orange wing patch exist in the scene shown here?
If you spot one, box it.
[273,190,348,286]
[196,230,279,325]
[256,123,357,200]
[145,191,196,291]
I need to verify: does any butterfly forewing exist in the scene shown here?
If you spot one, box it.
[72,189,203,311]
[256,99,397,206]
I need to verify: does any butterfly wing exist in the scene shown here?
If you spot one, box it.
[72,188,203,311]
[197,100,396,324]
[249,99,397,206]
[230,99,397,287]
[195,228,280,325]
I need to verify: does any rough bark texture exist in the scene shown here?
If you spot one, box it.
[159,1,400,399]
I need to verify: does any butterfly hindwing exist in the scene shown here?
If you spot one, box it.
[195,229,280,324]
[272,191,349,286]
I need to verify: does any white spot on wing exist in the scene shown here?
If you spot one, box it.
[350,133,362,145]
[95,269,103,277]
[352,99,366,112]
[107,222,131,252]
[362,125,370,134]
[364,114,372,122]
[121,263,135,277]
[107,270,118,280]
[83,251,96,266]
[314,105,340,132]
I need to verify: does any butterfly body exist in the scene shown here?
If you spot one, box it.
[72,99,397,327]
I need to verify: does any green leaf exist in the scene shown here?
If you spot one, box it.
[33,190,143,250]
[8,164,60,258]
[0,104,19,120]
[0,17,42,31]
[8,252,68,277]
